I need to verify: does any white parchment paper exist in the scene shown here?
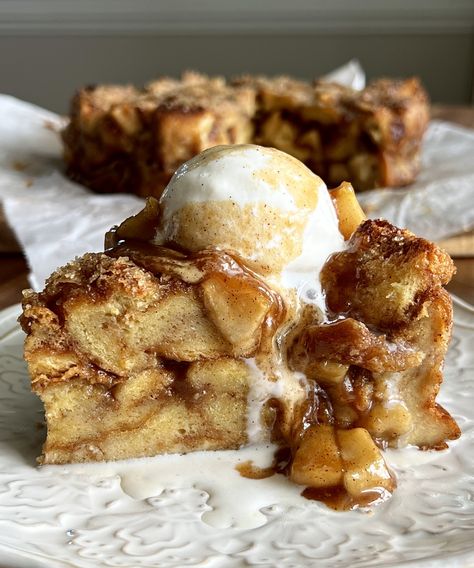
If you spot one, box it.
[356,121,474,241]
[0,96,144,290]
[0,62,473,290]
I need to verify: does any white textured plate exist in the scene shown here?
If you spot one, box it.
[1,299,474,568]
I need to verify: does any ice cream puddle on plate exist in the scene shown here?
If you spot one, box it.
[24,144,459,518]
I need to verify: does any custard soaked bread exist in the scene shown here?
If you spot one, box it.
[63,73,428,196]
[21,251,278,462]
[22,146,458,510]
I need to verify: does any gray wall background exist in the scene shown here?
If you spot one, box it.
[0,0,473,114]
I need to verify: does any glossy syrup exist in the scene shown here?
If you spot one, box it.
[105,196,395,513]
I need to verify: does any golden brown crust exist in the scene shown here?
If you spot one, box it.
[290,318,423,374]
[233,74,315,110]
[62,73,429,196]
[321,219,455,329]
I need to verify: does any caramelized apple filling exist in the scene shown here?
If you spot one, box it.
[291,425,395,510]
[22,216,459,508]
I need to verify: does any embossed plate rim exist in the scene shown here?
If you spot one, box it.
[0,299,473,568]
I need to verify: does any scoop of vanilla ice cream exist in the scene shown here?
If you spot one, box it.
[155,144,344,312]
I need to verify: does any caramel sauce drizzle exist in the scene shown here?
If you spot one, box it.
[105,197,396,512]
[301,484,394,512]
[236,460,275,480]
[105,199,285,334]
[235,444,395,511]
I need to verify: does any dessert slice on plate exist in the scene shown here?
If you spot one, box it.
[21,145,459,510]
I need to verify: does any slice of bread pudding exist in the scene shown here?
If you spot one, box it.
[22,145,459,510]
[62,72,428,197]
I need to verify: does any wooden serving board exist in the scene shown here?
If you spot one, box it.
[0,206,20,253]
[438,231,474,258]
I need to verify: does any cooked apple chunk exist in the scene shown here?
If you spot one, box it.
[290,424,343,487]
[329,182,366,239]
[337,428,393,498]
[201,273,274,353]
[290,424,394,503]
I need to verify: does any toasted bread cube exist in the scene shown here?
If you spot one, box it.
[322,219,455,330]
[337,428,392,497]
[64,288,231,374]
[330,182,366,239]
[290,424,343,487]
[109,104,141,136]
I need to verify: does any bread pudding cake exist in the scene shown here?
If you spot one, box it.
[62,72,428,197]
[22,145,459,510]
